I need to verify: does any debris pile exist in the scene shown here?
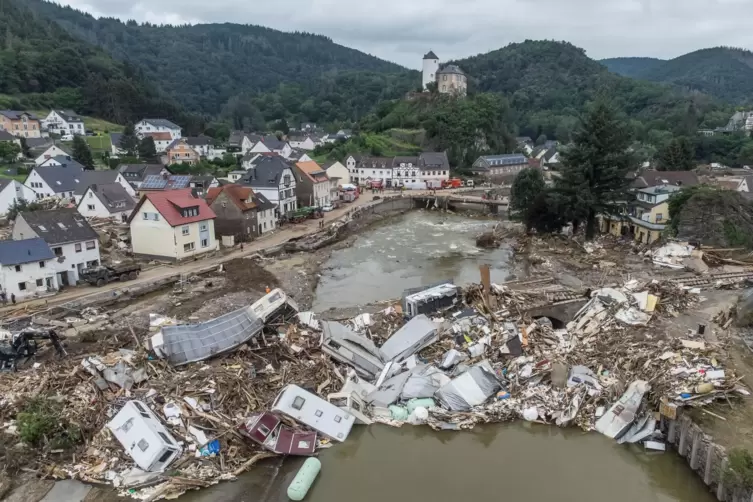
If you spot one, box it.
[0,276,748,499]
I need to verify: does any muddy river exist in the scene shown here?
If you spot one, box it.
[183,211,715,502]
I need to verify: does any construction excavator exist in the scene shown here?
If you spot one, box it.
[0,329,67,371]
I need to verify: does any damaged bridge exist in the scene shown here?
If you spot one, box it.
[411,194,508,214]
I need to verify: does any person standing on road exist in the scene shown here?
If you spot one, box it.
[11,293,15,305]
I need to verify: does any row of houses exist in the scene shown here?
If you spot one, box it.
[344,152,451,187]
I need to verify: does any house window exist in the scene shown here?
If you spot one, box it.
[199,223,208,232]
[201,238,209,248]
[39,261,45,268]
[656,213,663,222]
[87,204,95,210]
[18,282,26,291]
[292,396,305,410]
[182,225,190,236]
[297,440,311,449]
[88,192,93,198]
[258,424,271,436]
[53,247,62,256]
[75,243,82,252]
[14,265,21,272]
[443,75,447,81]
[143,212,149,220]
[184,242,195,252]
[86,241,96,250]
[36,279,43,287]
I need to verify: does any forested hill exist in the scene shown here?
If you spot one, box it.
[22,0,417,119]
[0,0,184,125]
[448,41,725,141]
[602,48,753,105]
[600,57,665,78]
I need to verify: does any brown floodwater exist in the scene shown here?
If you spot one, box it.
[180,423,715,502]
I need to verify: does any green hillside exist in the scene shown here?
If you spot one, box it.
[600,57,665,78]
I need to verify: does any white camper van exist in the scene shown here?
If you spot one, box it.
[272,384,355,441]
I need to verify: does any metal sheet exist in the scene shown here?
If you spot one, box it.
[594,380,649,439]
[434,361,501,411]
[379,315,438,363]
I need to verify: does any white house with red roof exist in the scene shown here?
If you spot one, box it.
[128,189,219,261]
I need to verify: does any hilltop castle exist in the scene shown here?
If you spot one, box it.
[422,51,467,96]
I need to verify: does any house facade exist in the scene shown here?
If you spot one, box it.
[240,156,298,216]
[77,183,136,222]
[228,131,256,155]
[324,161,350,200]
[144,132,173,153]
[12,209,101,286]
[601,185,680,245]
[0,179,37,217]
[287,135,317,151]
[250,136,293,159]
[25,159,86,201]
[34,145,71,166]
[205,185,258,242]
[0,238,58,300]
[471,154,529,177]
[255,193,277,235]
[42,110,85,137]
[135,119,181,140]
[129,189,219,261]
[417,152,450,186]
[0,111,41,138]
[294,161,330,207]
[166,138,200,165]
[356,157,393,186]
[73,170,136,203]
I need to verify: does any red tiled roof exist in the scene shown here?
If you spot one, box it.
[146,132,173,141]
[205,184,256,212]
[295,161,329,183]
[132,188,216,227]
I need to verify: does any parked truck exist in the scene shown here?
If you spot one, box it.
[80,263,142,287]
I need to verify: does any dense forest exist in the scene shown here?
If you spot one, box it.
[602,48,753,105]
[0,0,187,126]
[21,0,417,122]
[449,41,730,142]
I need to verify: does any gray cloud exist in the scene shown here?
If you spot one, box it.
[58,0,753,68]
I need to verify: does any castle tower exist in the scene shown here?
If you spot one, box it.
[422,50,439,90]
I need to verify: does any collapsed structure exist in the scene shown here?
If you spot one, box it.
[0,261,750,500]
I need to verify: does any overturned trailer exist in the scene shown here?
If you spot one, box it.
[151,289,298,366]
[239,412,317,456]
[402,282,459,319]
[320,321,384,379]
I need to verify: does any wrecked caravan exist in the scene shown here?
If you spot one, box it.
[272,385,355,442]
[239,412,317,456]
[107,400,182,472]
[379,314,439,363]
[320,321,384,379]
[402,282,459,319]
[435,361,501,411]
[151,289,298,366]
[327,391,373,425]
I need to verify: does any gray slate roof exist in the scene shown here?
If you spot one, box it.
[142,118,180,130]
[55,110,83,123]
[436,64,465,76]
[0,238,54,265]
[110,133,123,148]
[87,183,136,214]
[32,160,86,193]
[241,156,291,187]
[0,111,38,120]
[0,178,12,192]
[423,51,438,60]
[185,136,212,146]
[117,164,166,183]
[419,152,450,170]
[261,135,286,150]
[25,138,54,150]
[18,209,98,245]
[0,130,16,141]
[74,170,123,195]
[254,192,276,211]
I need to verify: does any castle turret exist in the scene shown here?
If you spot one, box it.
[422,51,439,91]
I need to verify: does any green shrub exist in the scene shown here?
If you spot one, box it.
[724,448,753,492]
[17,398,81,450]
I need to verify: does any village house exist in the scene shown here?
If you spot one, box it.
[287,134,318,151]
[183,136,213,157]
[422,52,467,95]
[137,174,192,194]
[143,132,174,153]
[249,135,293,159]
[390,156,418,187]
[417,151,451,186]
[12,209,101,286]
[117,164,170,189]
[188,175,219,196]
[357,157,393,187]
[34,145,71,166]
[0,238,58,300]
[227,170,246,183]
[323,160,349,202]
[135,119,181,140]
[25,137,56,159]
[0,111,41,138]
[129,189,218,261]
[166,138,200,166]
[630,170,699,190]
[239,156,297,217]
[515,137,534,155]
[471,154,529,177]
[0,130,23,160]
[25,158,86,200]
[76,183,136,222]
[602,184,680,245]
[294,161,330,207]
[0,179,37,217]
[255,193,277,235]
[73,169,136,203]
[227,131,256,155]
[41,110,85,137]
[205,184,258,242]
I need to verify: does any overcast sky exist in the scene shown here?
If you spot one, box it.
[57,0,752,68]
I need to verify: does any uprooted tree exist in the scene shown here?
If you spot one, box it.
[554,100,636,239]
